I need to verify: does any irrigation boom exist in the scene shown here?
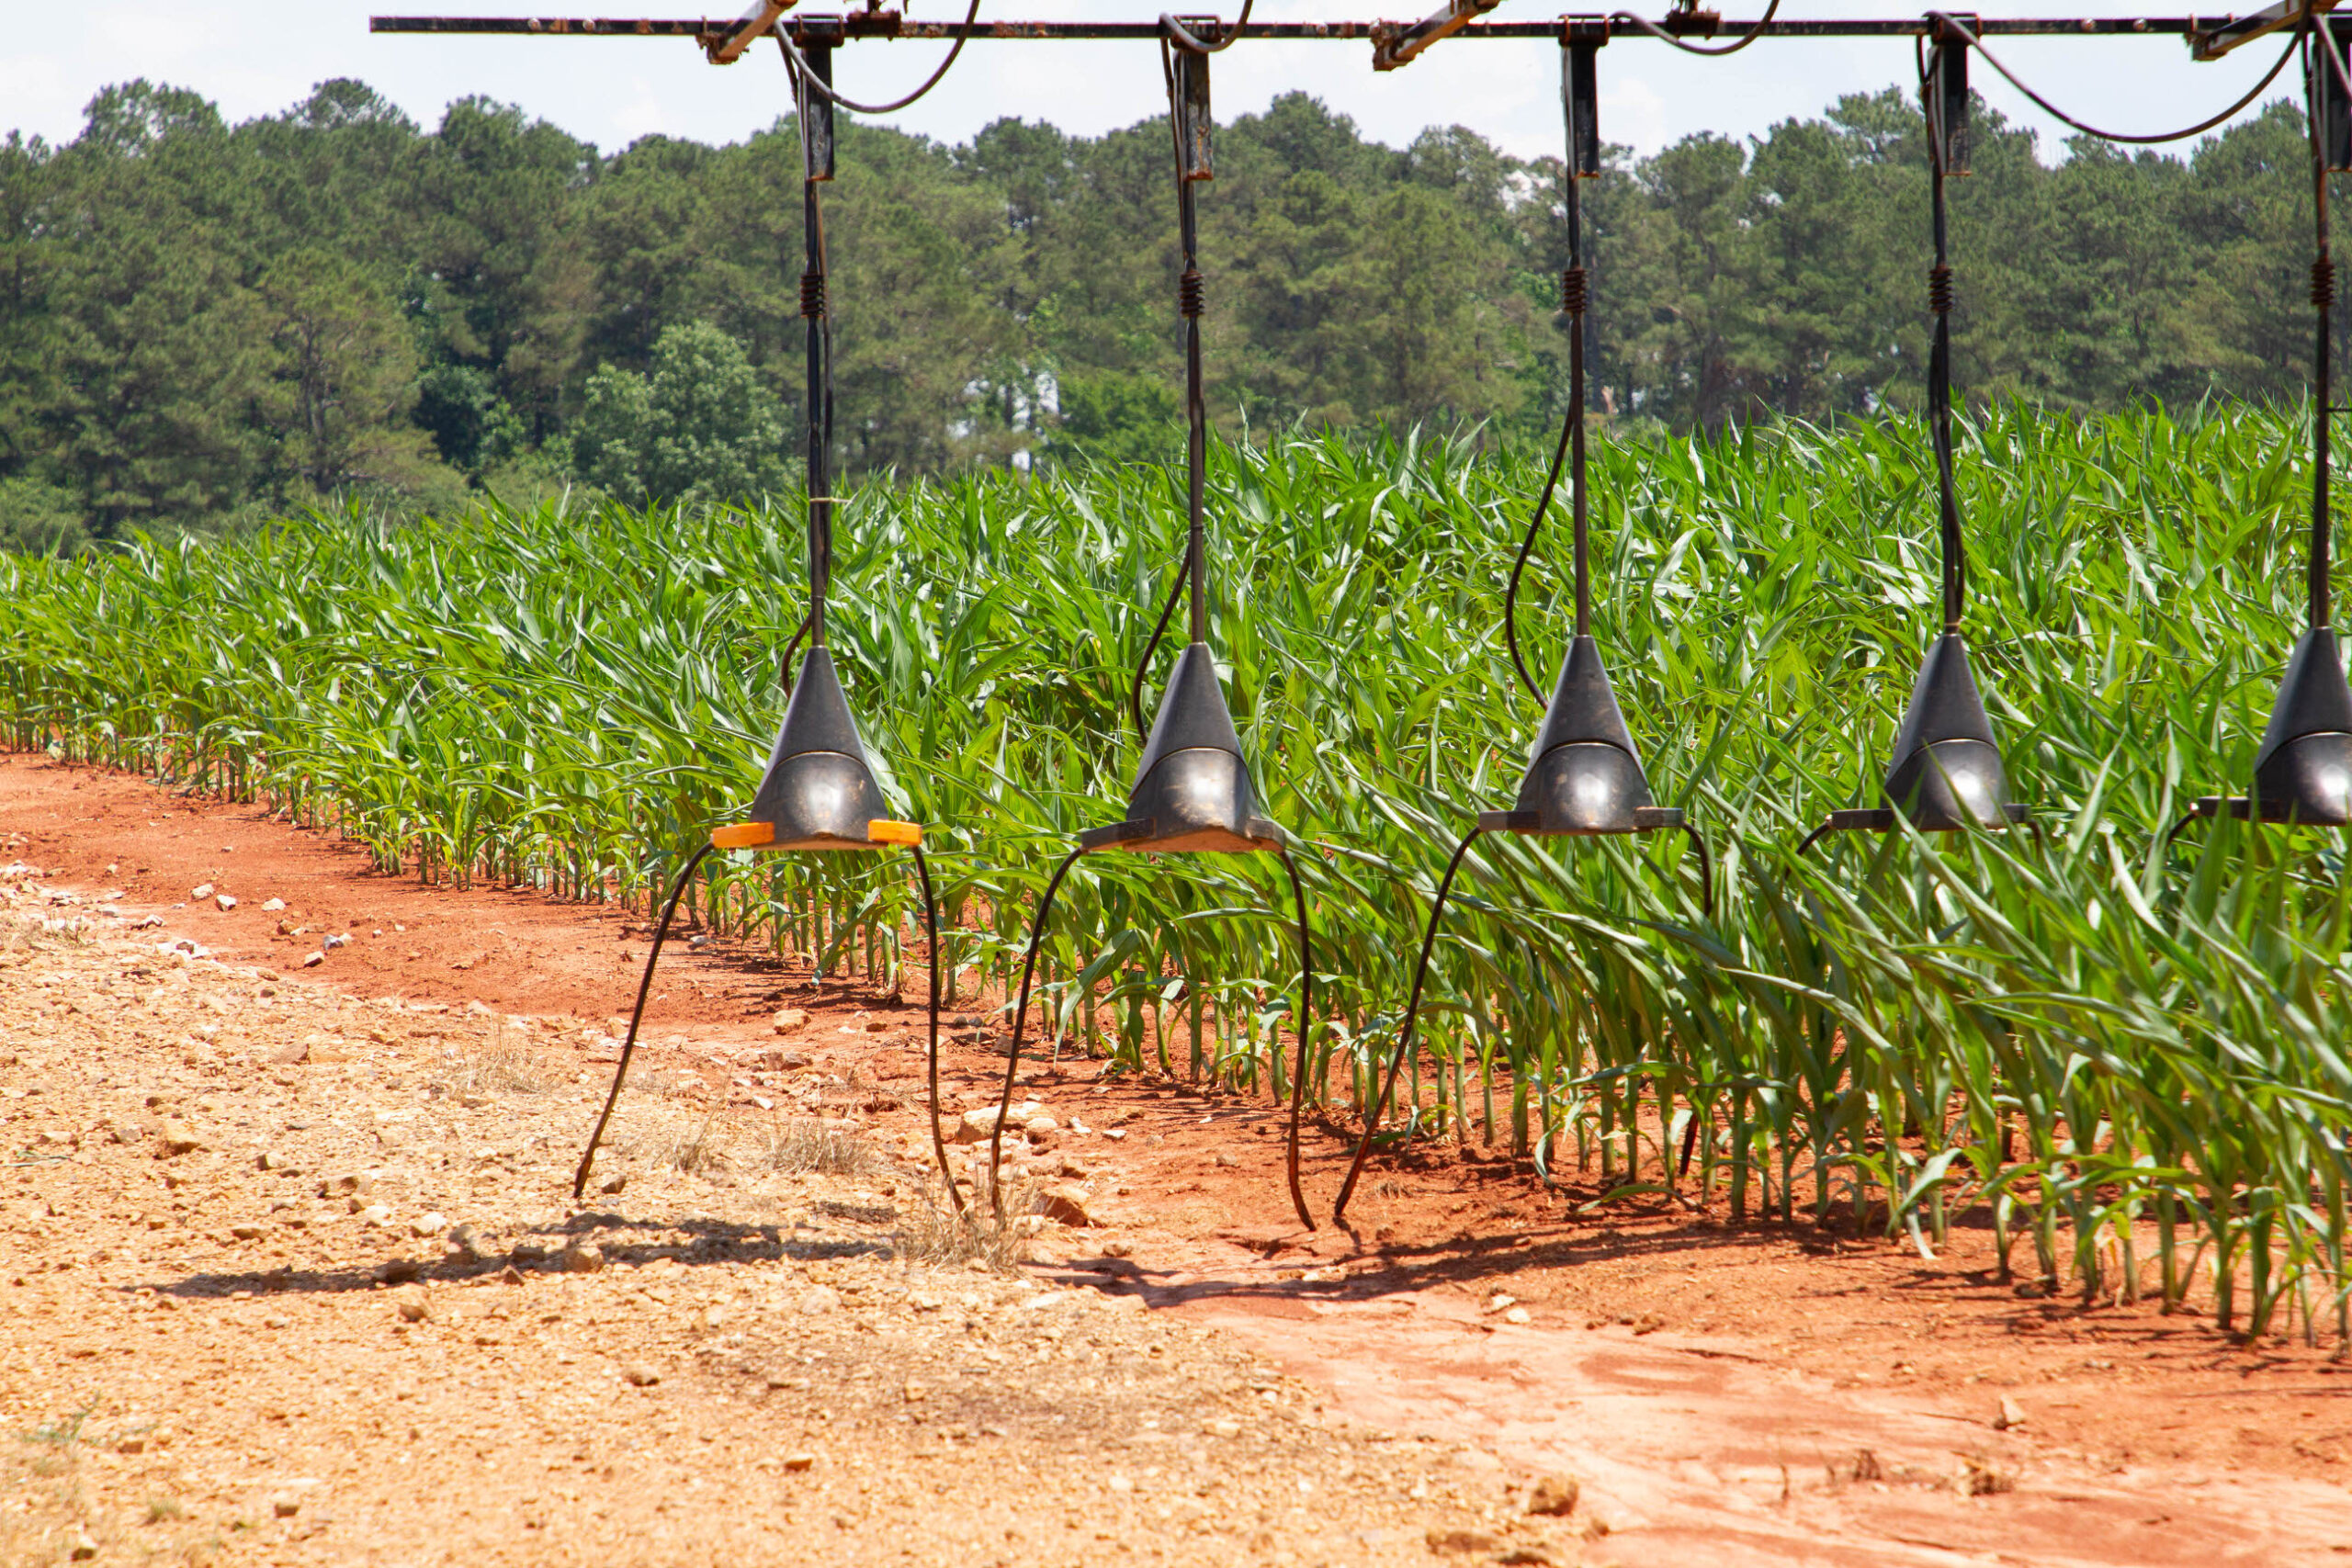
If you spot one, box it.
[373,13,2230,43]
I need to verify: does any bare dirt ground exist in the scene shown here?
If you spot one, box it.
[6,752,2352,1566]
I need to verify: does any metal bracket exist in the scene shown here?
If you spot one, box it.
[1373,0,1506,70]
[1661,0,1722,34]
[1476,806,1684,834]
[2192,0,2340,61]
[1815,802,2029,834]
[1170,27,1214,179]
[1561,19,1607,176]
[1928,13,1974,175]
[2316,16,2352,170]
[707,0,796,62]
[798,34,836,179]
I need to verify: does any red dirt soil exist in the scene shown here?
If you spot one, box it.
[9,751,2352,1564]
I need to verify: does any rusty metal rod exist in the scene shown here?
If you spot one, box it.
[372,15,2212,40]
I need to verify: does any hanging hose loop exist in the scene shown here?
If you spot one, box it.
[1611,0,1778,57]
[1178,266,1205,319]
[985,847,1087,1214]
[772,0,987,117]
[1928,10,2299,148]
[1560,266,1589,317]
[1160,0,1255,56]
[800,270,827,320]
[1333,826,1482,1224]
[1928,264,1955,316]
[2317,255,2339,310]
[572,842,716,1199]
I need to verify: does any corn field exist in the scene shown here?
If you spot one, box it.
[8,403,2352,1342]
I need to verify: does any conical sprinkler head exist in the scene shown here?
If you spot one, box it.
[1477,636,1682,835]
[2247,627,2352,826]
[711,647,920,852]
[1080,642,1283,854]
[1880,631,2019,831]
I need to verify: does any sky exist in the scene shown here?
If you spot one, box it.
[0,1,2311,164]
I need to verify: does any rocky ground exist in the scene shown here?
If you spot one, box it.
[0,865,1585,1568]
[14,755,2352,1568]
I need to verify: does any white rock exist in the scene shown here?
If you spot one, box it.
[410,1212,448,1239]
[215,894,237,911]
[948,1107,1006,1145]
[191,884,214,900]
[301,952,325,969]
[262,897,287,912]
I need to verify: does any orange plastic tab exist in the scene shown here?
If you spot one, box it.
[710,821,776,851]
[865,819,923,847]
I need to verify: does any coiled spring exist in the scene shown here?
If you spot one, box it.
[1560,266,1589,316]
[800,270,826,319]
[1928,265,1954,316]
[2316,256,2338,310]
[1179,267,1204,319]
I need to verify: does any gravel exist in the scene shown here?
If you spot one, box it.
[0,875,1544,1568]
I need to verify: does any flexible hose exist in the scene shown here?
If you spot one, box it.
[1160,0,1254,56]
[984,846,1086,1214]
[1677,821,1714,920]
[777,610,813,694]
[910,843,963,1215]
[573,843,716,1199]
[1929,11,2298,147]
[1611,0,1779,58]
[1129,543,1192,746]
[773,0,987,116]
[1502,400,1578,707]
[1277,849,1317,1232]
[1333,828,1481,1224]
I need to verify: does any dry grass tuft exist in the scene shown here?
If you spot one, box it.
[619,1113,729,1174]
[892,1174,1043,1273]
[758,1117,876,1177]
[441,1021,556,1096]
[0,913,94,953]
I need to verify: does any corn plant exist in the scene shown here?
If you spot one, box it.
[6,401,2351,1338]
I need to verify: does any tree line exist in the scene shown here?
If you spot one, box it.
[0,73,2337,548]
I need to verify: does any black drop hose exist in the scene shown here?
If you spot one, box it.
[573,843,716,1199]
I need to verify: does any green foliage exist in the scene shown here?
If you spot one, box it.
[7,403,2352,1337]
[414,363,527,476]
[1053,371,1177,466]
[0,477,86,556]
[3,78,2347,533]
[257,248,452,505]
[571,321,789,507]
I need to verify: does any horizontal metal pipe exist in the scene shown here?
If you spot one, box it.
[370,15,2211,41]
